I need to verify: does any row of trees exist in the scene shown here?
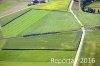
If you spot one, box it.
[82,7,100,13]
[97,9,100,13]
[84,8,95,13]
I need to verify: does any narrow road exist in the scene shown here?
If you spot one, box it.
[0,2,28,18]
[69,0,86,66]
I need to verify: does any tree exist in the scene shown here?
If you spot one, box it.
[93,9,96,13]
[98,9,100,13]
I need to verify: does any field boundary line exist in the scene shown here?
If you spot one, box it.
[69,0,86,66]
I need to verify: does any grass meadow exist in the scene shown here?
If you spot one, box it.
[2,9,80,37]
[2,31,81,50]
[0,0,100,66]
[77,30,100,66]
[74,10,100,28]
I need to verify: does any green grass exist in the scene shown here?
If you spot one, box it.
[0,50,76,66]
[20,11,80,35]
[2,10,48,37]
[0,61,73,66]
[2,9,80,37]
[0,1,90,66]
[74,10,100,28]
[0,31,79,66]
[73,2,100,66]
[86,1,100,8]
[77,30,100,66]
[0,50,76,62]
[0,8,31,26]
[32,0,71,11]
[2,32,81,50]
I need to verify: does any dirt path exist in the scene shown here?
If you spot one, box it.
[0,2,28,18]
[72,1,79,11]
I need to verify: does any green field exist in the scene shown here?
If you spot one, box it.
[1,0,80,38]
[2,10,48,37]
[0,8,31,26]
[2,31,81,50]
[72,1,100,66]
[0,61,73,66]
[20,11,80,35]
[77,30,100,66]
[74,10,100,28]
[0,50,76,62]
[0,0,100,66]
[2,9,80,37]
[0,0,79,66]
[0,0,79,65]
[86,1,100,8]
[73,1,100,28]
[32,0,71,11]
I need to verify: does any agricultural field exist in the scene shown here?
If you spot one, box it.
[32,0,71,11]
[0,61,73,66]
[2,31,81,50]
[0,50,76,62]
[0,8,32,26]
[73,1,100,28]
[77,30,100,66]
[0,0,100,66]
[2,9,48,37]
[0,0,80,66]
[73,1,100,66]
[0,31,80,66]
[74,10,100,28]
[2,8,80,37]
[19,11,80,36]
[0,0,80,38]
